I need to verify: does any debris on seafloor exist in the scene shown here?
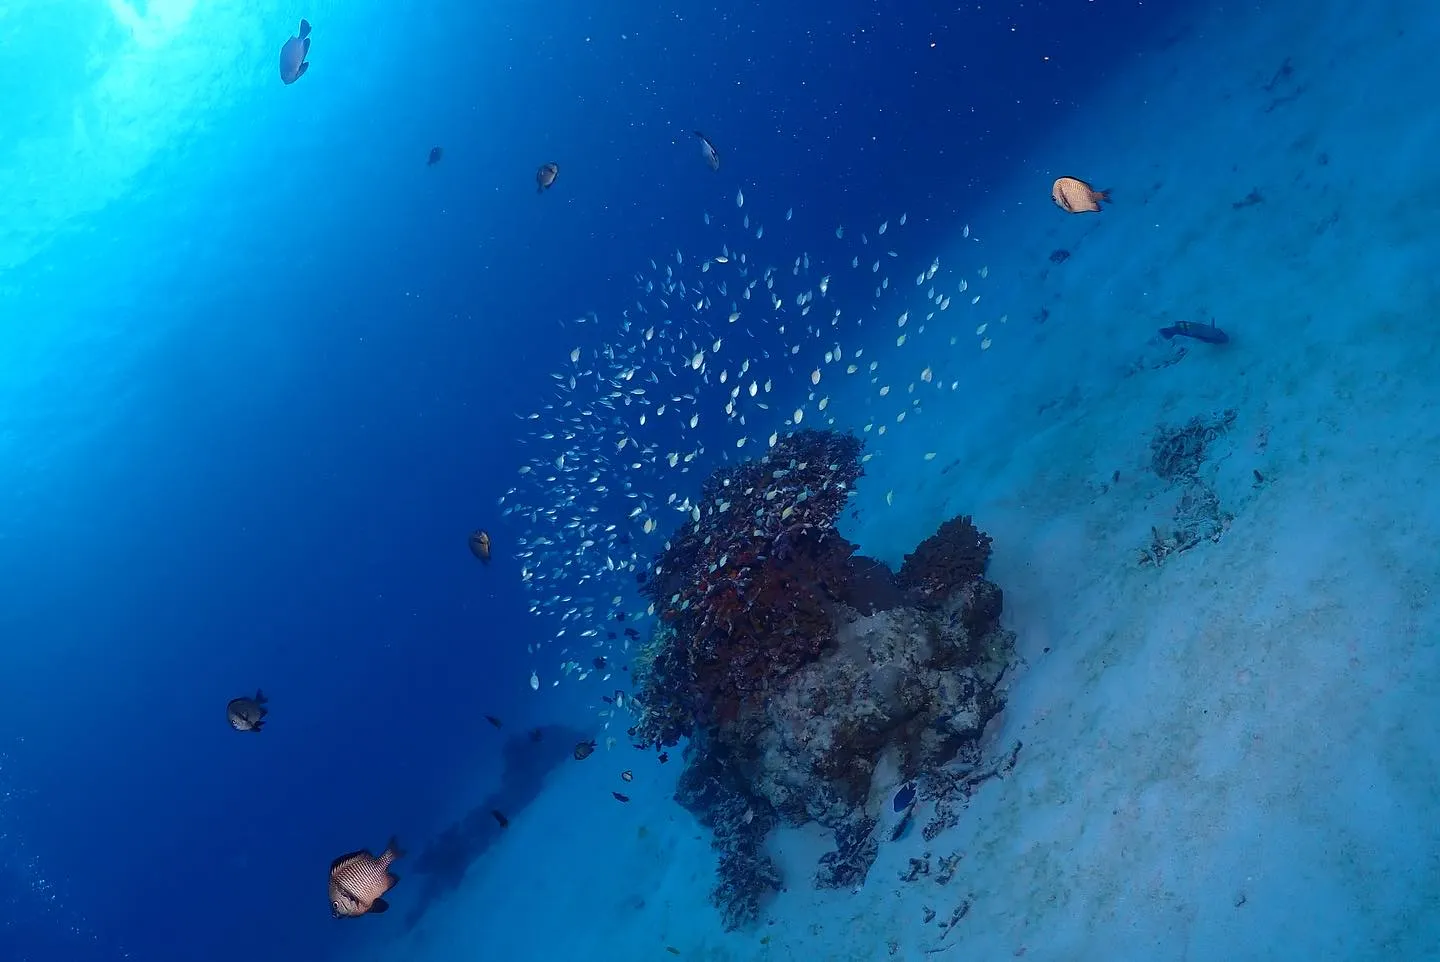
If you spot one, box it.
[1140,409,1238,566]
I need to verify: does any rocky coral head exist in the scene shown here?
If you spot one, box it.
[897,514,993,601]
[631,429,866,747]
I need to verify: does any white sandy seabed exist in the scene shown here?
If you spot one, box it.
[363,2,1440,959]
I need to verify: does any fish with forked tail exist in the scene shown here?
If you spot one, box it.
[1160,319,1229,345]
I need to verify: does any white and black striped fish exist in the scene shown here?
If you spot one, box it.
[328,837,404,918]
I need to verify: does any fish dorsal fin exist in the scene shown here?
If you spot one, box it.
[331,850,370,871]
[302,36,311,56]
[299,19,311,39]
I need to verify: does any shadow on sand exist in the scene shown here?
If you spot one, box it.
[405,723,589,928]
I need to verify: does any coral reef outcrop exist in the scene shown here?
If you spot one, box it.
[632,429,1017,929]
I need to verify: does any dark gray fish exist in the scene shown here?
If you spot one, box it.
[573,739,596,760]
[329,837,404,918]
[536,162,559,192]
[693,131,720,171]
[226,690,268,732]
[427,146,444,166]
[279,19,312,85]
[1160,319,1229,344]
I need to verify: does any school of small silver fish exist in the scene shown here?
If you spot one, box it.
[498,194,1005,719]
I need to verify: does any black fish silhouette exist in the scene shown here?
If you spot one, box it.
[1160,319,1229,344]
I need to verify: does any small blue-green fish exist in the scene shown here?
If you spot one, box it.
[279,19,312,85]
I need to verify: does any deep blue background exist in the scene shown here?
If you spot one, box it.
[0,2,1179,960]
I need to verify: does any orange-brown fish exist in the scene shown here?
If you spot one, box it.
[536,162,559,192]
[329,838,404,919]
[1051,177,1110,213]
[469,529,491,563]
[226,690,268,732]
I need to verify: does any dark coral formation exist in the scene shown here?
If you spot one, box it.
[814,813,879,890]
[676,756,781,930]
[635,429,867,747]
[632,428,1017,929]
[897,515,993,600]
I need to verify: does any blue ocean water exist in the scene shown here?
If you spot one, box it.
[7,2,1428,962]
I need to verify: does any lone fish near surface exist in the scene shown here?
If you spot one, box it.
[279,19,312,85]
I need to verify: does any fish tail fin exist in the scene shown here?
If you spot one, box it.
[1097,188,1112,203]
[255,688,267,704]
[299,19,311,39]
